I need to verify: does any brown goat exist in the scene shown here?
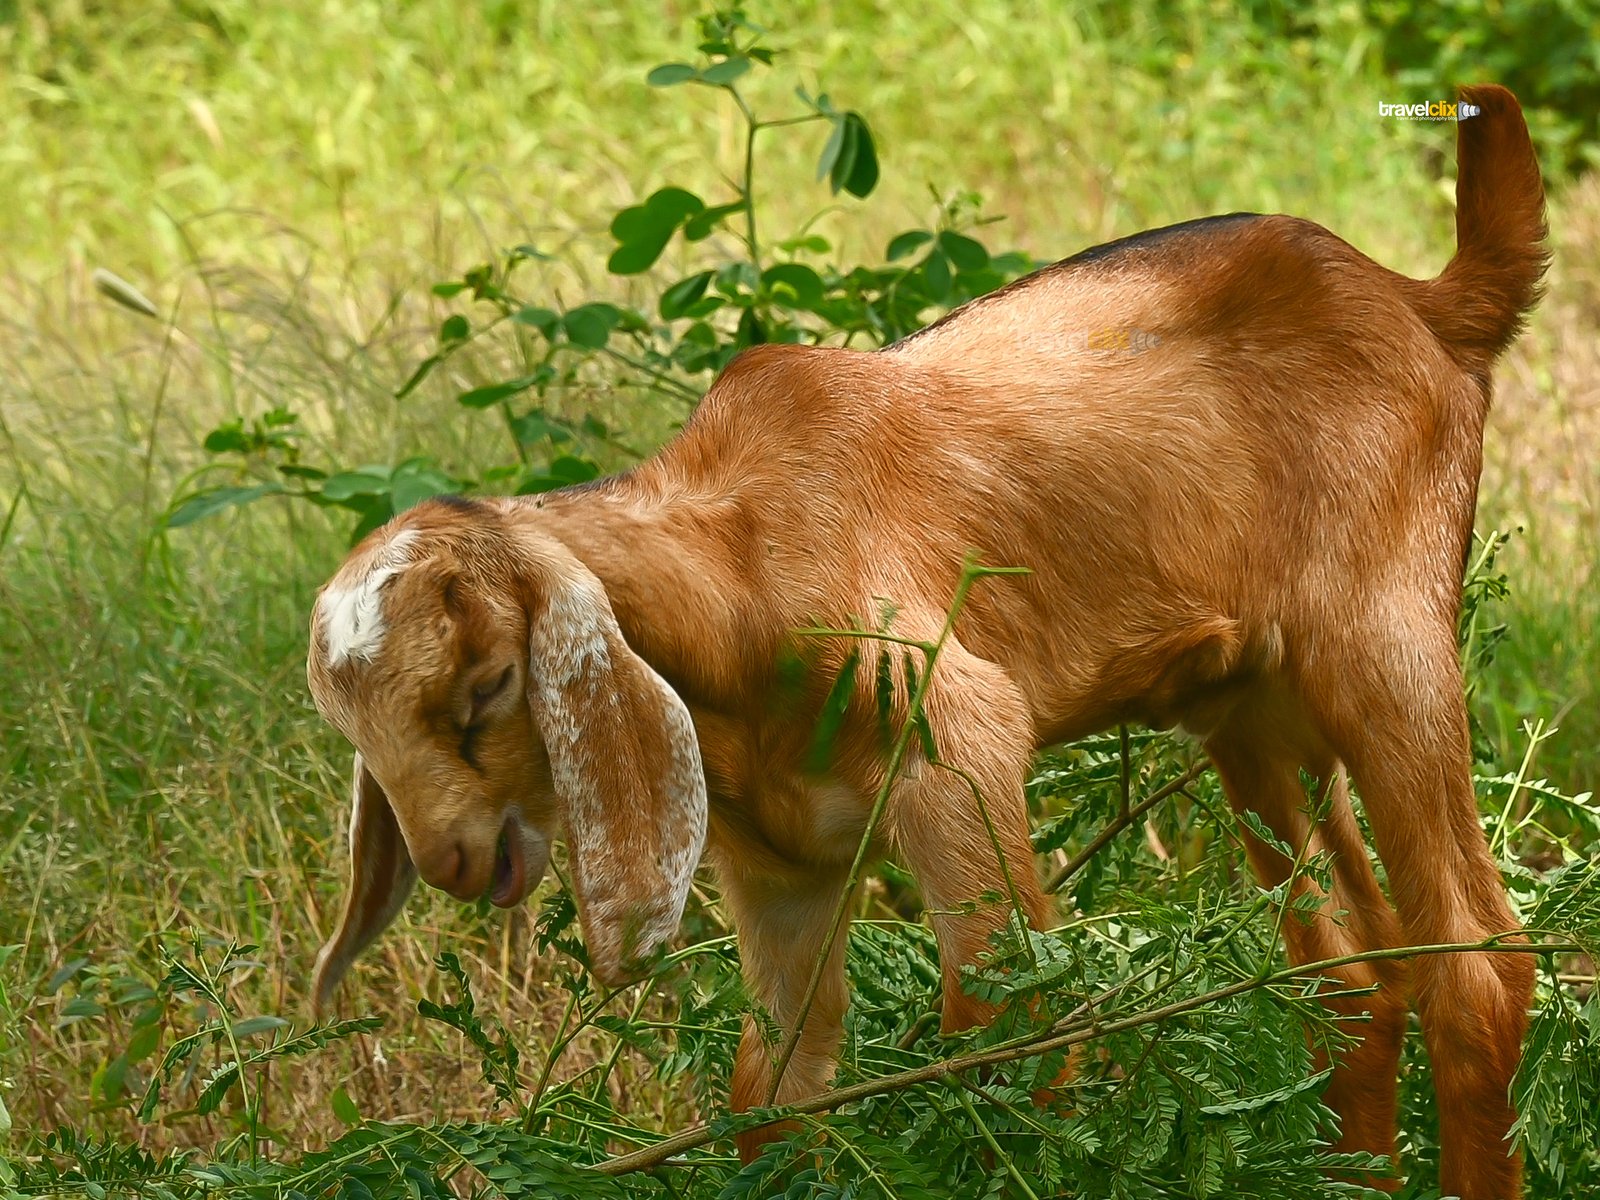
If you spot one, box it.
[306,85,1546,1198]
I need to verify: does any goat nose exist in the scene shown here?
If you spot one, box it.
[440,843,465,888]
[423,842,471,897]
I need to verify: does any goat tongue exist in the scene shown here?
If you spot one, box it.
[491,824,526,908]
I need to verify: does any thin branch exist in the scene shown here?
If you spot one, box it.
[1118,724,1131,820]
[728,89,761,265]
[953,1085,1043,1200]
[793,627,936,652]
[933,757,1037,970]
[522,988,579,1129]
[1044,761,1210,894]
[895,1006,942,1050]
[1266,772,1336,954]
[597,346,703,402]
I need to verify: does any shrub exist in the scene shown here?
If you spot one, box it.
[161,8,1036,544]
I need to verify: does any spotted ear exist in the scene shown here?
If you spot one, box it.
[524,571,708,987]
[311,755,417,1014]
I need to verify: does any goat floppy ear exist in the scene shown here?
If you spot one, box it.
[311,755,417,1014]
[524,571,708,987]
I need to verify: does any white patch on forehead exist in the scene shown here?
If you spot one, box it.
[318,527,421,666]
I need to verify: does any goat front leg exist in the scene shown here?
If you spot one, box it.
[885,643,1051,1034]
[719,859,859,1163]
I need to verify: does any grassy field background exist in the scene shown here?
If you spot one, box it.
[1,0,1595,1162]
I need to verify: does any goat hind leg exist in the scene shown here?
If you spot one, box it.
[1321,639,1532,1200]
[888,749,1069,1130]
[1207,739,1408,1188]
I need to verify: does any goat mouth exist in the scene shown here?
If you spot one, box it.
[490,820,527,908]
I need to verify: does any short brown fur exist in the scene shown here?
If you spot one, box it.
[307,86,1545,1198]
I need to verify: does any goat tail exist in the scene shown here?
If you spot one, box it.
[1402,84,1548,375]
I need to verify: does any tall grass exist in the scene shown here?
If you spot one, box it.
[1,0,1595,1163]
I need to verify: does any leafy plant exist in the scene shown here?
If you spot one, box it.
[161,8,1035,545]
[1147,0,1600,176]
[17,934,379,1163]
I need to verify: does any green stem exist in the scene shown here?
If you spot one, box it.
[1043,761,1209,894]
[589,988,654,1103]
[933,757,1038,971]
[523,988,580,1130]
[1492,718,1548,857]
[794,627,944,650]
[952,1085,1042,1200]
[730,90,761,268]
[1119,724,1132,819]
[1266,772,1336,955]
[597,346,703,403]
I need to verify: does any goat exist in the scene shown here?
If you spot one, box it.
[306,85,1546,1198]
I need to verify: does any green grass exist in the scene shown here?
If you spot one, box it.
[1,0,1595,1168]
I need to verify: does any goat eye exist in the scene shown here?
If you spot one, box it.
[470,665,514,717]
